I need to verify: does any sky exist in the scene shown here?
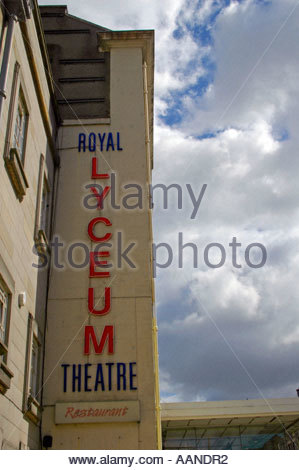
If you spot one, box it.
[39,0,299,402]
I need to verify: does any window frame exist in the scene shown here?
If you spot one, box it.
[0,276,11,357]
[3,61,30,201]
[0,265,14,395]
[12,87,29,165]
[29,333,41,399]
[23,313,42,423]
[34,154,51,253]
[39,174,50,239]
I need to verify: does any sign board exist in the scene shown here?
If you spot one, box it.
[55,400,140,424]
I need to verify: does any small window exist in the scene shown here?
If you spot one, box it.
[34,155,51,253]
[0,279,9,353]
[40,177,50,237]
[30,335,40,399]
[12,90,28,164]
[3,63,29,201]
[0,272,14,394]
[23,314,41,421]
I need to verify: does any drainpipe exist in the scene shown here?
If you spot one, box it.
[0,14,17,119]
[143,60,162,450]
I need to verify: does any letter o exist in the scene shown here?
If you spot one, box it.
[245,243,267,268]
[89,133,96,152]
[67,242,89,268]
[204,243,226,268]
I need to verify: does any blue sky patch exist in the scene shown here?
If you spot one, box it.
[159,1,233,127]
[272,127,289,142]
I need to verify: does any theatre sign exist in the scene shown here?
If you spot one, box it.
[42,27,160,450]
[58,132,139,396]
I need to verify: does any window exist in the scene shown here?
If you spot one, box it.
[3,62,29,201]
[23,314,41,422]
[0,279,9,353]
[0,275,13,395]
[34,155,51,253]
[30,335,40,399]
[12,90,28,164]
[40,177,50,238]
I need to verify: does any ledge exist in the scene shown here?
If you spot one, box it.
[4,148,29,201]
[24,394,41,425]
[0,361,14,395]
[98,30,154,65]
[62,117,111,126]
[0,340,8,356]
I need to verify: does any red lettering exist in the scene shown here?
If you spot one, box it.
[92,157,109,179]
[88,287,111,315]
[88,217,112,242]
[65,407,74,418]
[90,186,110,209]
[89,251,110,278]
[84,325,114,355]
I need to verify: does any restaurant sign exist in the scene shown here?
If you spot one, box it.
[55,400,140,424]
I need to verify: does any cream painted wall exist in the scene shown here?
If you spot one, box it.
[42,45,158,449]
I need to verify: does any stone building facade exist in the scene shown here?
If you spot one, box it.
[0,0,58,449]
[0,1,160,450]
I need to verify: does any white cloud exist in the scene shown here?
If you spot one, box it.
[152,0,299,401]
[39,0,299,401]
